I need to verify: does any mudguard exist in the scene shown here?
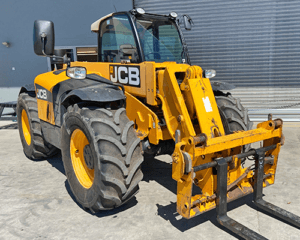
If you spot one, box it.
[53,75,125,126]
[210,81,235,91]
[61,83,125,105]
[19,83,35,94]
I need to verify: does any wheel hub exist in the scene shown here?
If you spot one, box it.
[21,109,31,145]
[70,129,94,189]
[83,144,94,170]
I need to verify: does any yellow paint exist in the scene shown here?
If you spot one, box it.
[156,64,196,140]
[144,62,158,105]
[195,127,281,155]
[163,64,284,219]
[34,69,71,92]
[21,109,31,145]
[36,99,55,124]
[125,92,167,144]
[70,129,94,189]
[34,68,102,125]
[174,118,282,218]
[185,66,225,138]
[33,59,284,219]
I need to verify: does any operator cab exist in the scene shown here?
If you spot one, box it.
[91,9,191,64]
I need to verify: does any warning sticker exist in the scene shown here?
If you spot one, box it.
[202,96,213,112]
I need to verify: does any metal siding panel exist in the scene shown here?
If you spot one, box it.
[134,0,300,121]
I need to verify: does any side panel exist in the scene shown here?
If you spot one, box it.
[34,69,72,92]
[40,120,61,149]
[34,70,71,125]
[72,62,148,98]
[35,84,55,124]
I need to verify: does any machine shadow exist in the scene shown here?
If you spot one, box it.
[246,200,300,230]
[64,180,138,217]
[142,155,255,239]
[142,154,176,194]
[44,150,287,235]
[45,152,65,175]
[46,152,138,217]
[0,122,18,129]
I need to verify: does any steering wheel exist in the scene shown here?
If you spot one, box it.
[144,52,161,59]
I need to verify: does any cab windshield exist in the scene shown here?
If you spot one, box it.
[135,15,184,63]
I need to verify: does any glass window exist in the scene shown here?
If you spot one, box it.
[100,14,139,63]
[135,17,184,63]
[158,25,183,62]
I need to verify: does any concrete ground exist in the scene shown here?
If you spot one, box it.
[0,120,299,240]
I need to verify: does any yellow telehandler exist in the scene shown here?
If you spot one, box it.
[17,8,300,239]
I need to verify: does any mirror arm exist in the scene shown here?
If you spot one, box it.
[187,15,194,25]
[176,18,191,65]
[41,33,47,56]
[40,33,71,66]
[49,54,71,67]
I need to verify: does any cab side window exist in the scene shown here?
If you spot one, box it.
[100,14,139,63]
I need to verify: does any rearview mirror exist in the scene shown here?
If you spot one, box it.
[183,15,193,30]
[33,20,55,56]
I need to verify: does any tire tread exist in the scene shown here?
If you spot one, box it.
[62,104,143,211]
[215,91,252,152]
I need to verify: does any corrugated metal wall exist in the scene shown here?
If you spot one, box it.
[134,0,300,121]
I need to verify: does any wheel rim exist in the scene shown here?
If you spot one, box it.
[70,129,94,189]
[21,109,31,146]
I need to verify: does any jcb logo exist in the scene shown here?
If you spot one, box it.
[37,89,47,100]
[110,65,140,87]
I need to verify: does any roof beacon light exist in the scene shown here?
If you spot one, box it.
[136,8,145,15]
[169,12,178,18]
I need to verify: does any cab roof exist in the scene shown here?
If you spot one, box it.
[91,13,113,32]
[91,11,174,33]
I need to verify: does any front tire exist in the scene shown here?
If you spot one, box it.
[61,104,143,212]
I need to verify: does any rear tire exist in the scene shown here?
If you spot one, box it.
[61,104,143,211]
[215,91,253,151]
[17,92,59,159]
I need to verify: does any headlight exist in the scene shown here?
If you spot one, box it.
[169,12,178,18]
[66,67,87,79]
[204,69,216,78]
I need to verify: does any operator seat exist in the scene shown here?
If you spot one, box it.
[115,44,138,63]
